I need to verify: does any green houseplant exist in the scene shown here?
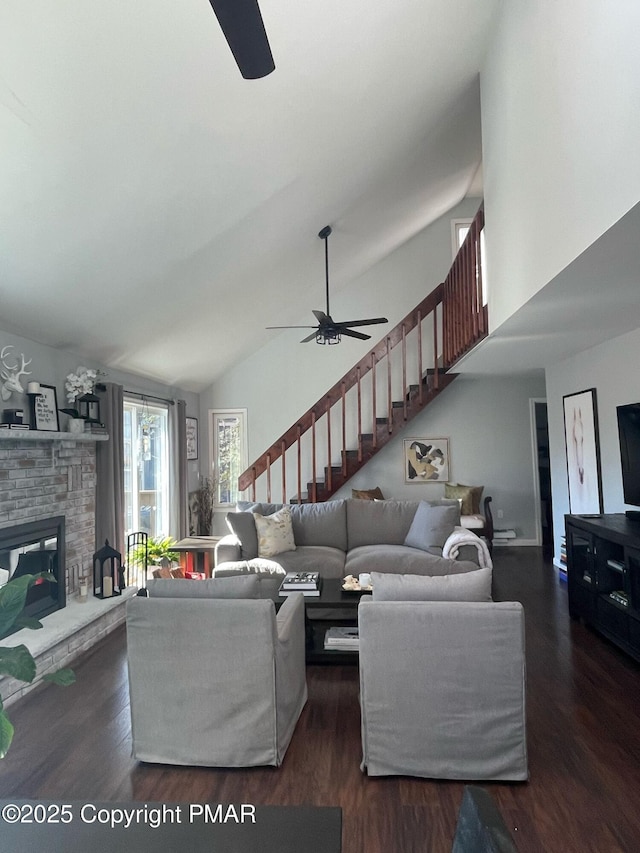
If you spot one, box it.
[130,535,179,567]
[0,572,75,758]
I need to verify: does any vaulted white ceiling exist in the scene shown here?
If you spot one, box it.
[0,0,498,391]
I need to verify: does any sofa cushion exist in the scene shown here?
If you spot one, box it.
[226,511,259,560]
[371,568,492,602]
[346,499,422,548]
[214,558,286,577]
[254,506,296,557]
[146,575,260,599]
[445,483,484,515]
[289,501,348,552]
[263,546,346,579]
[345,544,480,577]
[403,501,460,551]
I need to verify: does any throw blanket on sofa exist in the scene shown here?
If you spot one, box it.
[443,527,493,568]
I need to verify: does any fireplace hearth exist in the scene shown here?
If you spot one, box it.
[0,516,66,632]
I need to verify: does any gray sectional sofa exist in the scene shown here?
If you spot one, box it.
[214,498,483,582]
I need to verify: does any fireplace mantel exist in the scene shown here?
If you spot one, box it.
[0,430,108,442]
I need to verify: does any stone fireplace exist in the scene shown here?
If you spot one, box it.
[0,435,130,706]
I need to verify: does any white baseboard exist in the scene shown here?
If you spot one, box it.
[493,538,539,547]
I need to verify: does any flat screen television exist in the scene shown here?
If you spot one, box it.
[617,402,640,518]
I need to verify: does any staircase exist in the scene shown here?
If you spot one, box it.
[239,204,487,504]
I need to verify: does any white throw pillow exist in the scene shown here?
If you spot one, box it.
[253,506,296,557]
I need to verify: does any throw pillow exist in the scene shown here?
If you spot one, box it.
[352,487,385,500]
[225,512,259,560]
[146,575,260,599]
[371,568,492,602]
[253,506,296,557]
[403,501,459,551]
[445,483,484,515]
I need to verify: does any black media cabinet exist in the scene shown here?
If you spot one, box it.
[566,514,640,661]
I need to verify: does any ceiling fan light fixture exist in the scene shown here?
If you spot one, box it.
[316,330,341,345]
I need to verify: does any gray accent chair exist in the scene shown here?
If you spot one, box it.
[358,599,528,781]
[126,591,307,767]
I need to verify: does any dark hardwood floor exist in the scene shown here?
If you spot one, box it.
[3,549,640,852]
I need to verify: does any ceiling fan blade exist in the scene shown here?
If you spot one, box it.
[208,0,275,79]
[340,328,371,341]
[312,309,331,324]
[333,317,389,328]
[300,331,319,343]
[266,325,318,330]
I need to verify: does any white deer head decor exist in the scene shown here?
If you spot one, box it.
[0,345,33,401]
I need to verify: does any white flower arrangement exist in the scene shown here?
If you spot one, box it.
[65,366,98,404]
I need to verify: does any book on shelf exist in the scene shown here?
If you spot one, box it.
[280,571,320,590]
[324,626,359,650]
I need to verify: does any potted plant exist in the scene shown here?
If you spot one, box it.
[0,573,75,758]
[130,535,179,567]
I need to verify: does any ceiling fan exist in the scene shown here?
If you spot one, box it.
[208,0,275,80]
[266,226,389,345]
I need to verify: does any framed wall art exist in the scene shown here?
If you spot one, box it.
[186,416,198,460]
[403,437,450,483]
[563,388,603,514]
[33,384,60,432]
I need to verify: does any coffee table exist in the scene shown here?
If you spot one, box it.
[274,577,371,664]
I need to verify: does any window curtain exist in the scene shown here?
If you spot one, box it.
[95,382,125,556]
[169,399,188,540]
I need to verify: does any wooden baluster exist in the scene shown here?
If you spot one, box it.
[357,367,362,462]
[341,382,347,477]
[266,453,271,504]
[371,353,377,448]
[469,221,478,340]
[326,397,332,492]
[433,303,439,389]
[401,324,407,419]
[281,440,287,504]
[296,426,302,504]
[387,337,392,432]
[417,310,423,403]
[311,411,317,503]
[251,470,256,503]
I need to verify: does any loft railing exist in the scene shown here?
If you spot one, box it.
[238,204,487,503]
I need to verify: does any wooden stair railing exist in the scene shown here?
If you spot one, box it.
[239,204,487,504]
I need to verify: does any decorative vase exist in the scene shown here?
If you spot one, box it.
[68,418,85,435]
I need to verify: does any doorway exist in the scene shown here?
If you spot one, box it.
[530,399,553,559]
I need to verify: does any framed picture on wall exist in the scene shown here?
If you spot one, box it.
[34,384,60,432]
[186,417,198,460]
[563,388,603,514]
[403,437,450,483]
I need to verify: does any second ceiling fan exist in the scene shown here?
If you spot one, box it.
[267,226,389,345]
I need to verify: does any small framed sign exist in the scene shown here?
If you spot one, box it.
[34,384,60,432]
[186,416,198,460]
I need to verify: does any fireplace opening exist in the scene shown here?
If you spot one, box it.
[0,516,66,633]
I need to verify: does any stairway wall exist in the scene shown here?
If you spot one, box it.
[331,374,546,543]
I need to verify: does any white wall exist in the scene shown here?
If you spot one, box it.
[332,374,546,542]
[200,198,482,476]
[481,0,640,331]
[0,326,200,491]
[546,326,640,564]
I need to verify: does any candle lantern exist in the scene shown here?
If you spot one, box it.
[77,392,102,424]
[93,539,123,598]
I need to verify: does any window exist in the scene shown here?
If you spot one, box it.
[123,398,170,539]
[209,409,247,508]
[451,218,472,257]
